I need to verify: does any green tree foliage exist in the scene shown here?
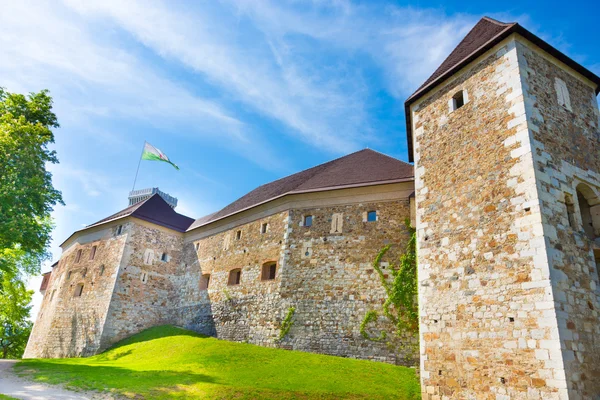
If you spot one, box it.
[0,272,33,358]
[0,88,63,276]
[361,220,418,346]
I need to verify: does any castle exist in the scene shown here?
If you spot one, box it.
[25,17,600,399]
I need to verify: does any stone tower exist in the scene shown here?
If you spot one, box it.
[406,17,600,399]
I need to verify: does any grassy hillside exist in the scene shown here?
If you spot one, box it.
[16,325,420,399]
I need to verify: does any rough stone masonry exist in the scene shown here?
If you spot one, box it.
[26,16,600,400]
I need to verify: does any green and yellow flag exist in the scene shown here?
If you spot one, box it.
[141,142,179,170]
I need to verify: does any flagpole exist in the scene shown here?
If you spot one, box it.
[131,141,146,192]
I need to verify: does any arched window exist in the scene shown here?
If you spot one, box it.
[228,268,242,286]
[576,183,599,240]
[261,262,277,281]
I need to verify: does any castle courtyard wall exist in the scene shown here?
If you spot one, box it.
[517,38,600,398]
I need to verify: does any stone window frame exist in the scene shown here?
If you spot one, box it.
[161,252,169,262]
[199,273,210,290]
[574,182,600,240]
[554,77,572,112]
[75,249,82,264]
[228,268,242,286]
[235,230,242,240]
[260,222,269,234]
[303,215,313,227]
[448,89,469,113]
[116,224,123,235]
[564,193,577,230]
[260,260,278,282]
[89,245,97,261]
[140,271,149,284]
[74,283,84,297]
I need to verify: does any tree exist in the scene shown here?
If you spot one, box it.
[0,88,63,276]
[0,272,33,358]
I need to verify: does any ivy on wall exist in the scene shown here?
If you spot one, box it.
[278,306,296,341]
[360,219,418,356]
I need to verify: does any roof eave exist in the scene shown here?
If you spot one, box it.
[188,177,414,231]
[404,23,600,163]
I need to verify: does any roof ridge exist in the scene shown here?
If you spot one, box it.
[481,16,516,26]
[362,148,412,165]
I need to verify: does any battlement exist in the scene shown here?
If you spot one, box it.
[128,188,177,209]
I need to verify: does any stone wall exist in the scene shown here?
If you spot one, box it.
[173,194,417,364]
[412,36,570,399]
[99,220,185,349]
[24,222,129,358]
[518,38,600,399]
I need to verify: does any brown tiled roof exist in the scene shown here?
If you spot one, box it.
[188,149,413,230]
[404,17,600,162]
[87,194,194,232]
[60,194,194,247]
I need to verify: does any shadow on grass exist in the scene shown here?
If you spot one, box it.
[106,325,209,352]
[15,360,217,398]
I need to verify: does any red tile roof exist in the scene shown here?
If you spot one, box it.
[404,17,600,162]
[188,149,413,230]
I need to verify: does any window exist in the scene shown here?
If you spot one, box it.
[99,265,105,276]
[555,77,572,111]
[367,211,377,222]
[576,183,600,240]
[195,242,199,251]
[304,215,313,227]
[66,271,72,281]
[89,246,97,260]
[50,290,56,301]
[236,230,242,240]
[261,223,268,234]
[450,90,467,112]
[200,274,211,290]
[74,284,84,297]
[161,252,168,262]
[75,249,82,263]
[116,225,123,235]
[81,268,87,278]
[228,268,242,286]
[595,250,600,290]
[141,272,149,283]
[261,262,277,281]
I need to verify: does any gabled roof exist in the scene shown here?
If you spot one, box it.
[188,149,413,231]
[404,17,600,162]
[87,194,194,232]
[60,194,194,247]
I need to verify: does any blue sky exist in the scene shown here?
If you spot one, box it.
[1,0,598,316]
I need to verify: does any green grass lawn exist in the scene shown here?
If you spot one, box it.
[15,325,420,399]
[0,395,20,400]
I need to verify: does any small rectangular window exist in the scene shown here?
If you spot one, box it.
[200,274,211,290]
[161,253,168,262]
[236,230,242,240]
[195,242,199,251]
[261,262,277,281]
[99,265,105,276]
[261,223,268,234]
[228,269,241,285]
[50,290,56,301]
[74,284,84,297]
[367,211,377,222]
[89,246,97,260]
[304,215,313,227]
[75,249,82,263]
[141,272,148,283]
[67,271,72,281]
[116,225,123,235]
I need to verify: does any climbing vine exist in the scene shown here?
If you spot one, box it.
[360,219,418,353]
[278,306,296,341]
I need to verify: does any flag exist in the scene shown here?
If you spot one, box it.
[141,142,179,170]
